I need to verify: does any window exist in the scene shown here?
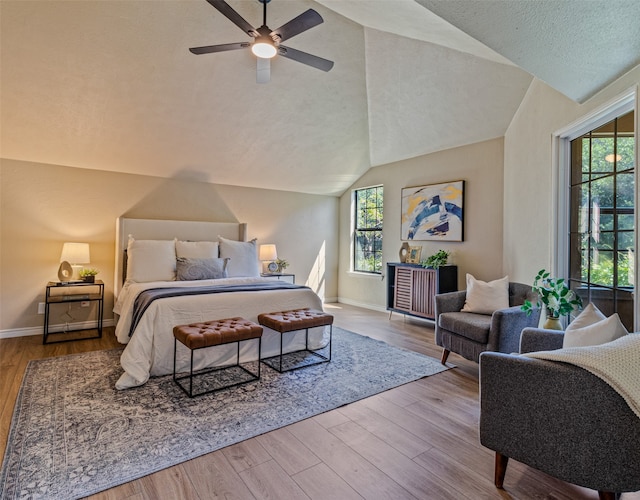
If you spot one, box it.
[353,186,383,273]
[569,110,635,329]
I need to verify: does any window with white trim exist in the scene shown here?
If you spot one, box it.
[353,186,383,273]
[568,110,635,329]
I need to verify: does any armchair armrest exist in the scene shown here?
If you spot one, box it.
[519,327,564,353]
[488,306,541,354]
[479,352,640,492]
[434,290,467,315]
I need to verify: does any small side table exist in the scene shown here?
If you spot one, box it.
[260,273,295,284]
[44,280,104,344]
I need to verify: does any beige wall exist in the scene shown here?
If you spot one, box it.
[0,159,339,334]
[503,68,640,285]
[338,137,505,311]
[4,66,638,334]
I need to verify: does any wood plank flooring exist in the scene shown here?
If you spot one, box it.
[1,303,638,499]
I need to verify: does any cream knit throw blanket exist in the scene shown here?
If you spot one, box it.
[525,334,640,419]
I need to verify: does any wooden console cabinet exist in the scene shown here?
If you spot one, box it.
[386,263,458,320]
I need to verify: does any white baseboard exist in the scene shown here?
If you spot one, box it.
[333,298,435,326]
[0,319,115,340]
[334,297,388,313]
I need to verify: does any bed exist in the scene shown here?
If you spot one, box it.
[113,218,328,390]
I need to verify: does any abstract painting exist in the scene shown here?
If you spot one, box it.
[401,180,464,241]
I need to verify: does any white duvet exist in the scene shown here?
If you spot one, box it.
[114,277,327,389]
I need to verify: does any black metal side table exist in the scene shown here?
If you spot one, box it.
[44,280,104,344]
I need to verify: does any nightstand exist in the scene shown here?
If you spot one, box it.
[44,280,104,344]
[260,273,295,284]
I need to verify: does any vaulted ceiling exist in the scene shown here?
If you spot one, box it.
[2,0,639,195]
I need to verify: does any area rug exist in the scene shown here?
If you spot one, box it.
[0,327,448,499]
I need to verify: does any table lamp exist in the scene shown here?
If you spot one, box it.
[59,242,91,281]
[259,244,278,273]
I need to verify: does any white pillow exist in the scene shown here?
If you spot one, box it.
[461,274,509,315]
[218,236,260,278]
[566,302,607,331]
[126,236,176,282]
[175,240,219,259]
[563,313,628,348]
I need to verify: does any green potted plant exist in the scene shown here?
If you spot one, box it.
[521,269,582,329]
[275,258,289,273]
[79,268,99,283]
[420,250,450,270]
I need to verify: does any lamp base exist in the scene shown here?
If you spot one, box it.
[71,265,84,281]
[58,261,73,282]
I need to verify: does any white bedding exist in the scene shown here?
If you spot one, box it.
[114,277,327,389]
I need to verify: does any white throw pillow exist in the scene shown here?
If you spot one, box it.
[175,240,219,259]
[126,236,176,282]
[563,313,628,348]
[566,302,607,331]
[461,274,509,315]
[218,236,260,277]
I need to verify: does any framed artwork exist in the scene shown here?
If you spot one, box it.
[406,246,422,264]
[401,180,464,241]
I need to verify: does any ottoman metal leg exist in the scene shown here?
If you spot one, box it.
[173,336,262,398]
[263,325,332,373]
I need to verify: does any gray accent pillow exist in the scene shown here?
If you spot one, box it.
[176,257,229,281]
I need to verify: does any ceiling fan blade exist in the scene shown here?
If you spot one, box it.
[256,57,270,84]
[189,42,250,54]
[204,0,258,37]
[278,45,334,72]
[270,9,323,43]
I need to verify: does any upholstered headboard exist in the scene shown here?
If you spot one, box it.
[114,217,247,298]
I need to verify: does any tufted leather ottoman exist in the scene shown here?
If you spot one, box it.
[258,308,333,372]
[173,317,263,397]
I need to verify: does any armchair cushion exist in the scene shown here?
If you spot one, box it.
[438,311,491,343]
[461,274,509,314]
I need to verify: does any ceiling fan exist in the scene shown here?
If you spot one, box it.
[189,0,334,83]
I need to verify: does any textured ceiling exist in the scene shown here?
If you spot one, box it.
[416,0,640,103]
[1,1,638,196]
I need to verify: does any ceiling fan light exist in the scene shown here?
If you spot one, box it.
[252,41,277,59]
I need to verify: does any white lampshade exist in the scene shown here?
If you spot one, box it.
[60,242,91,264]
[259,244,278,262]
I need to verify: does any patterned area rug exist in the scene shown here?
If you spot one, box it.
[0,327,448,499]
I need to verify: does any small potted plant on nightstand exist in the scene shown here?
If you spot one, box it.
[79,268,99,283]
[275,259,289,273]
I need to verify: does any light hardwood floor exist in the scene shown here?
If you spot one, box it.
[1,303,638,499]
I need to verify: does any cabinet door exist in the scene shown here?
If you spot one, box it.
[410,268,437,318]
[393,267,413,312]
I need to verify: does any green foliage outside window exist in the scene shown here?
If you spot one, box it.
[571,112,635,293]
[583,251,633,288]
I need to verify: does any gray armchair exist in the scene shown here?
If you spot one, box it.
[434,282,540,364]
[479,328,640,500]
